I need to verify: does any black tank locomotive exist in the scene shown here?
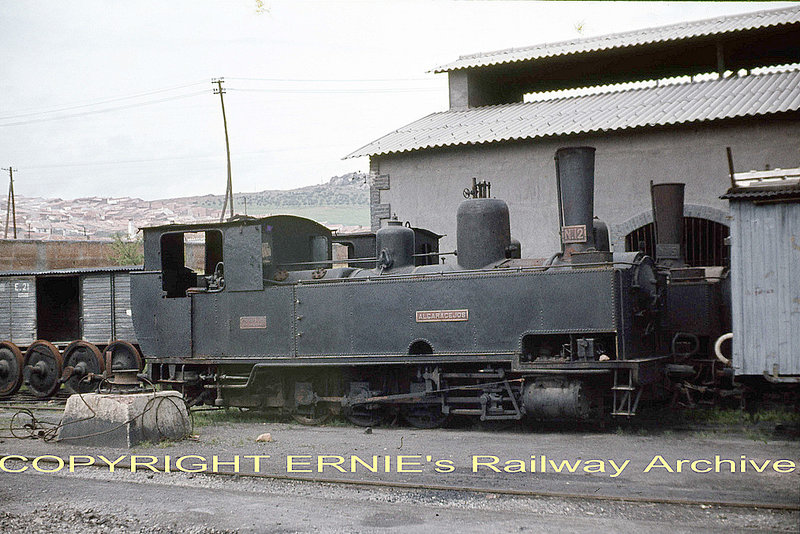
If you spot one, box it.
[130,147,687,426]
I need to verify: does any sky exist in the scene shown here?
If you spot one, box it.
[1,1,794,201]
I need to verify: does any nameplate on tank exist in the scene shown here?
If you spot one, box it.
[561,225,587,244]
[416,309,469,322]
[239,316,268,329]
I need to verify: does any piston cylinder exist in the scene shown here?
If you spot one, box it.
[522,379,600,420]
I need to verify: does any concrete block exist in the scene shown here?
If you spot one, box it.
[56,391,190,448]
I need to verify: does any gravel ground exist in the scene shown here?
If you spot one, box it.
[0,506,235,534]
[1,405,798,533]
[2,462,798,533]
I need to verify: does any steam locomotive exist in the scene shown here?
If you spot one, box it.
[0,147,735,427]
[126,146,729,426]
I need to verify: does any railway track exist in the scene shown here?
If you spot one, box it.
[0,392,69,410]
[1,453,797,512]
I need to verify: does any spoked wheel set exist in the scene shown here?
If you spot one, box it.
[0,339,144,399]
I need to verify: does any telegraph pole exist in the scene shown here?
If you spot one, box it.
[3,167,17,239]
[213,78,234,222]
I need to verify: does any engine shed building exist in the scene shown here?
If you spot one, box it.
[347,6,800,263]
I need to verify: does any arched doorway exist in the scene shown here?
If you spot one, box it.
[624,216,729,267]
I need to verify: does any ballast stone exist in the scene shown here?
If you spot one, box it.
[56,391,190,448]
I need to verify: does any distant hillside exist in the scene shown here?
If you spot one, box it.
[185,172,370,227]
[5,172,371,242]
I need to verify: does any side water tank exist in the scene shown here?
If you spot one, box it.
[456,198,511,270]
[376,219,415,270]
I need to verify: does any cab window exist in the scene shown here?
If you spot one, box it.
[160,230,223,297]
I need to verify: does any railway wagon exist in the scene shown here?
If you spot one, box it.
[0,266,141,397]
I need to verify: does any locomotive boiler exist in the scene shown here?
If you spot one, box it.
[129,147,668,426]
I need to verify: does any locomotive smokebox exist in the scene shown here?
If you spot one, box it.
[456,198,511,269]
[376,218,415,270]
[651,182,686,267]
[555,147,596,257]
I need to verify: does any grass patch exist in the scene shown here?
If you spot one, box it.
[615,404,799,440]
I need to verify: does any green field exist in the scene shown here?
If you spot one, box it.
[242,205,369,227]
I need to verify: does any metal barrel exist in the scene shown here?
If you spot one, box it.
[651,182,685,265]
[555,147,596,255]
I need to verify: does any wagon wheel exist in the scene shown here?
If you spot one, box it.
[289,378,332,426]
[23,340,63,398]
[0,342,24,397]
[400,402,448,429]
[105,340,143,372]
[62,341,104,394]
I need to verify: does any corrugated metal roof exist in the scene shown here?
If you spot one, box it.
[346,69,800,159]
[434,6,800,72]
[722,167,800,199]
[0,265,142,277]
[722,185,800,201]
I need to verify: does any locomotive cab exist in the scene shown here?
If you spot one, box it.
[131,215,334,359]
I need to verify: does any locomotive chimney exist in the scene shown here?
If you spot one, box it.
[555,147,596,258]
[650,182,686,268]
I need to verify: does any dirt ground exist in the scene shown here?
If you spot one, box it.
[0,407,798,533]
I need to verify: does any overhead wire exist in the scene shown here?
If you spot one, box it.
[227,87,439,94]
[0,81,207,120]
[0,90,210,127]
[20,142,356,173]
[1,80,210,120]
[226,76,436,82]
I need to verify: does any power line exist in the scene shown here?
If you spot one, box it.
[0,91,209,127]
[227,76,436,82]
[16,142,358,172]
[227,87,439,94]
[4,77,437,121]
[2,80,209,120]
